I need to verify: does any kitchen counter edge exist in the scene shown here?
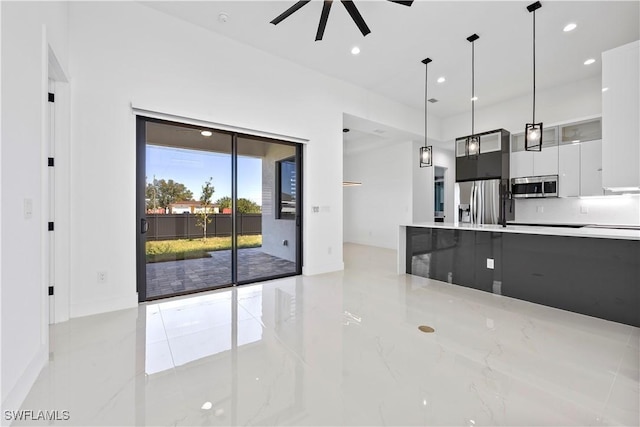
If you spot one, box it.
[402,222,640,240]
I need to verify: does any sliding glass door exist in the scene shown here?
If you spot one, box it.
[136,117,302,301]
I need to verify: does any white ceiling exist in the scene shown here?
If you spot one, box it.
[142,1,639,121]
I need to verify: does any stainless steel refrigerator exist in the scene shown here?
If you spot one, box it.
[457,179,504,225]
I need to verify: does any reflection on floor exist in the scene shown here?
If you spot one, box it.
[146,247,297,298]
[18,244,640,426]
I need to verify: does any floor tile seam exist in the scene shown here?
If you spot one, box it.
[599,349,627,419]
[157,307,179,371]
[235,299,311,369]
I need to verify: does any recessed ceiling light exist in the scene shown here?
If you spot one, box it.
[437,76,446,83]
[351,46,360,55]
[602,87,609,92]
[471,96,478,102]
[563,23,577,32]
[201,130,213,137]
[584,58,596,65]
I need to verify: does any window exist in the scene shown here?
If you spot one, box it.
[276,156,296,219]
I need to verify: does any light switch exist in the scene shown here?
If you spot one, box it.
[24,198,33,219]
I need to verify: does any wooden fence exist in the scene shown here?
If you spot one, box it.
[145,214,261,241]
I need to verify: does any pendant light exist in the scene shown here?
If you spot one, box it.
[466,34,480,159]
[525,1,543,151]
[419,57,433,168]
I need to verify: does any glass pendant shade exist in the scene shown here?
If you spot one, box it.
[419,57,433,168]
[525,2,543,152]
[525,122,543,151]
[466,135,480,158]
[420,145,432,167]
[466,33,480,160]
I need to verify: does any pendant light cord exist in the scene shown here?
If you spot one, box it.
[425,62,428,148]
[472,40,475,135]
[532,9,536,124]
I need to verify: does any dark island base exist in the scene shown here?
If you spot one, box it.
[406,227,640,327]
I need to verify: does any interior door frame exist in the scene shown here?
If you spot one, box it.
[136,116,303,302]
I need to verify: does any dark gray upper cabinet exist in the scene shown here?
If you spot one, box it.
[455,129,510,182]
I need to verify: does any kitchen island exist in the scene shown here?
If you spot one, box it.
[398,222,640,326]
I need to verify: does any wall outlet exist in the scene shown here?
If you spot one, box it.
[536,205,544,213]
[282,239,288,246]
[312,206,319,213]
[486,258,494,269]
[97,271,107,284]
[327,246,332,255]
[580,205,589,214]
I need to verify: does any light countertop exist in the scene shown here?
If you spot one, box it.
[403,222,640,241]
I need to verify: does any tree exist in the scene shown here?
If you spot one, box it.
[195,178,215,241]
[237,198,261,214]
[146,178,193,211]
[214,197,261,214]
[215,196,232,212]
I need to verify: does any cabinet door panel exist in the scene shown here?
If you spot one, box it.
[510,151,533,178]
[533,146,558,176]
[580,139,603,196]
[602,41,640,189]
[558,144,580,197]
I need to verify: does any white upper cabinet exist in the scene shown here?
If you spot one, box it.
[602,40,640,191]
[558,144,580,197]
[510,127,558,178]
[580,139,604,196]
[511,119,603,197]
[510,151,534,178]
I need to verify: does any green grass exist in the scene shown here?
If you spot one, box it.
[146,235,262,263]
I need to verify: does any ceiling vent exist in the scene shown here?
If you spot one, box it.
[428,98,439,103]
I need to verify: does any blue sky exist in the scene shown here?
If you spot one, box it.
[146,145,262,205]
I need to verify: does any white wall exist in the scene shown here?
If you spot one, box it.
[343,140,413,249]
[261,143,297,262]
[1,1,69,412]
[66,1,425,317]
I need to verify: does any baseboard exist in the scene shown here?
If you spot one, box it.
[69,293,138,319]
[343,238,395,250]
[302,261,344,276]
[1,345,48,418]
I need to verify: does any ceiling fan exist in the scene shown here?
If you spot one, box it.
[270,0,414,41]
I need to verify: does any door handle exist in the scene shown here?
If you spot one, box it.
[141,218,149,234]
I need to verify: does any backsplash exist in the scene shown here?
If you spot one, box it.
[514,195,640,225]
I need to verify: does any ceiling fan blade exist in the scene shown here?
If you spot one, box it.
[316,1,334,41]
[340,0,371,37]
[270,0,312,25]
[387,0,414,6]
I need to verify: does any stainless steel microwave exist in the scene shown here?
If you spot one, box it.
[511,175,558,198]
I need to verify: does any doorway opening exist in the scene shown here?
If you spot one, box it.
[136,117,302,302]
[434,166,446,222]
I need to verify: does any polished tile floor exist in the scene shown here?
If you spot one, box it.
[18,244,639,426]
